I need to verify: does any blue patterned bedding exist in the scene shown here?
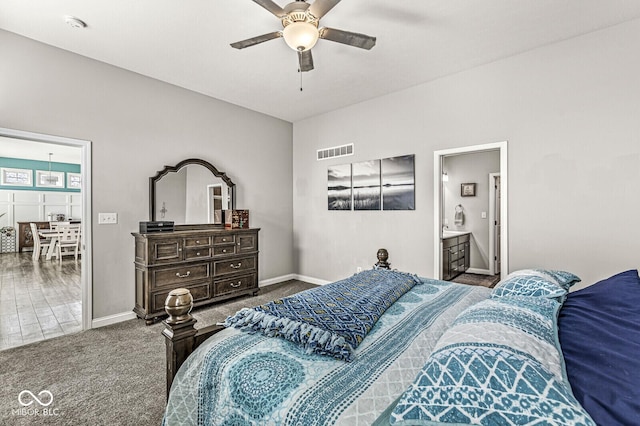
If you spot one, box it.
[163,278,490,425]
[224,269,422,361]
[378,269,595,426]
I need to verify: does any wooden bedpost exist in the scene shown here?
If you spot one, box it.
[162,288,198,400]
[162,288,225,400]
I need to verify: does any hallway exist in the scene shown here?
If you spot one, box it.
[0,252,81,350]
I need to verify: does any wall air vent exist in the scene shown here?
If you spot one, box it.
[316,143,354,161]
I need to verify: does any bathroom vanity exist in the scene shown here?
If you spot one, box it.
[442,231,470,280]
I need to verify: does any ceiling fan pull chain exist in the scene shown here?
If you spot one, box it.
[298,49,304,91]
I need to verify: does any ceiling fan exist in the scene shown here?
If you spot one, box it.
[230,0,376,72]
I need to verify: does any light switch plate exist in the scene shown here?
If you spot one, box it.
[98,212,118,224]
[481,211,487,219]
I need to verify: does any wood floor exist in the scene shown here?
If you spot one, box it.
[0,252,82,350]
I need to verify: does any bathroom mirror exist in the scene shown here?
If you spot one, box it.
[150,158,236,225]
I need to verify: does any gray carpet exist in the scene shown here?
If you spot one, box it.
[0,280,316,426]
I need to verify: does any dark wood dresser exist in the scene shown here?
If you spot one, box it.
[132,226,259,324]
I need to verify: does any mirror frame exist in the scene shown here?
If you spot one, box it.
[149,158,236,223]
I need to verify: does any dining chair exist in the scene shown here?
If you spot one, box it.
[56,224,81,261]
[49,221,69,231]
[29,222,51,261]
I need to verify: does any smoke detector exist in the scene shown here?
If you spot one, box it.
[64,15,87,29]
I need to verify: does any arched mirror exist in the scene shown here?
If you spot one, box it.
[149,158,235,225]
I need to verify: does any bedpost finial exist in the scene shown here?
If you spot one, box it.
[375,248,390,270]
[165,288,194,324]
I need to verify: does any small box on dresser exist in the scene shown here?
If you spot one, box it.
[224,210,249,229]
[132,225,259,324]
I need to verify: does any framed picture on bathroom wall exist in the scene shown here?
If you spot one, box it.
[461,183,476,197]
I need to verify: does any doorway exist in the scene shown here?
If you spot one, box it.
[0,127,92,349]
[433,141,508,280]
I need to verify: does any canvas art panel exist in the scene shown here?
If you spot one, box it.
[382,154,415,210]
[352,160,381,210]
[327,164,352,210]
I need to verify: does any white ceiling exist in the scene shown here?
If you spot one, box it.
[1,0,640,124]
[0,136,81,164]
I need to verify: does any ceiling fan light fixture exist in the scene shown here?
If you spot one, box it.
[283,21,319,51]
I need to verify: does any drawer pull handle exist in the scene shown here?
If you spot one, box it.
[222,238,227,242]
[196,252,201,256]
[196,240,200,244]
[222,249,227,253]
[175,271,191,278]
[230,262,242,269]
[237,242,241,246]
[230,281,242,288]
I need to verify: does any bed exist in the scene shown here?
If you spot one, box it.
[161,266,640,426]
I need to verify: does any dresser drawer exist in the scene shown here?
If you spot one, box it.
[449,248,460,262]
[443,237,458,249]
[151,281,211,314]
[184,247,212,260]
[151,262,211,288]
[237,233,257,253]
[214,273,256,297]
[184,235,212,247]
[213,235,235,245]
[213,256,256,276]
[213,244,235,256]
[151,238,182,263]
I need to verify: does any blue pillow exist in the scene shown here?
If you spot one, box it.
[384,296,595,425]
[491,274,567,300]
[533,268,581,290]
[559,269,640,426]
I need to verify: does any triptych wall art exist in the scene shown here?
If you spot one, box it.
[328,154,415,211]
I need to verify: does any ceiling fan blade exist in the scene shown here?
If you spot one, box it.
[319,27,376,50]
[230,31,282,49]
[252,0,286,17]
[298,49,314,72]
[308,0,341,19]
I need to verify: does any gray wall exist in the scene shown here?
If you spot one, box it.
[443,151,500,271]
[292,19,640,289]
[0,30,294,319]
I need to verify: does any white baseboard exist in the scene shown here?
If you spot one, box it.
[260,273,331,287]
[292,274,331,286]
[91,311,137,329]
[466,268,492,276]
[90,274,329,329]
[259,273,297,287]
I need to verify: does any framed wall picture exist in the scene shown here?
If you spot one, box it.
[36,170,65,188]
[0,167,32,186]
[461,182,476,197]
[67,172,82,189]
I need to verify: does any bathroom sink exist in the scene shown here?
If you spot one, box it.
[442,230,470,238]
